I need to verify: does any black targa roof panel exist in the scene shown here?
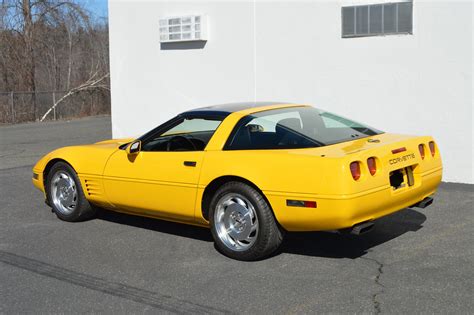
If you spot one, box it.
[182,102,287,117]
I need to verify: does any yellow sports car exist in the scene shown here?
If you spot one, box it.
[32,103,442,260]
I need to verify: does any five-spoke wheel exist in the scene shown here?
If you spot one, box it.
[50,171,78,215]
[46,162,96,222]
[214,194,259,251]
[209,182,284,261]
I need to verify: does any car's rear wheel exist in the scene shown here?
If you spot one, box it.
[46,162,96,222]
[209,182,284,261]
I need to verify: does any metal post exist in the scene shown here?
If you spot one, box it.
[52,91,56,120]
[10,91,15,123]
[33,91,37,121]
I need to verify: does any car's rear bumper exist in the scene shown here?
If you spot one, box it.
[265,166,442,231]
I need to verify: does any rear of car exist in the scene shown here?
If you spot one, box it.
[302,134,442,232]
[219,106,442,232]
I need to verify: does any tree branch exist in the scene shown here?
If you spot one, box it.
[40,72,109,121]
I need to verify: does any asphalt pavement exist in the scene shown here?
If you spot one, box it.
[0,116,473,313]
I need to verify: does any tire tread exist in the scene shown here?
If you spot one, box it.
[209,181,283,261]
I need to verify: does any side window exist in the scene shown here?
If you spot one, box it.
[141,117,222,152]
[226,110,317,150]
[245,111,301,132]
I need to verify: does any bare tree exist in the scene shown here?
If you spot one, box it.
[0,0,110,122]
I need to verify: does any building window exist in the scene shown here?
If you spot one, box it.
[159,15,207,43]
[342,2,413,38]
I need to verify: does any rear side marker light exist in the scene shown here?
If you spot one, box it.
[287,200,317,208]
[418,144,425,159]
[367,157,377,175]
[350,161,361,180]
[429,141,436,157]
[392,147,407,154]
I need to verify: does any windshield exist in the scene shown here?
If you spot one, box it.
[225,106,382,150]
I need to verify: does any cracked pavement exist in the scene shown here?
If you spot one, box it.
[360,255,384,314]
[1,116,473,313]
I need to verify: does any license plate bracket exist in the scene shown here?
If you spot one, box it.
[390,166,415,190]
[390,169,405,189]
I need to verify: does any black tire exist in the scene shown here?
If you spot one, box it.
[209,181,284,261]
[45,161,96,222]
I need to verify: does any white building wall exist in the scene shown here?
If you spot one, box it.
[109,0,473,183]
[109,1,256,137]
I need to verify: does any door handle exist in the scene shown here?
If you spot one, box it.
[184,161,197,167]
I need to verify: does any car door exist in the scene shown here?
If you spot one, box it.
[102,115,223,222]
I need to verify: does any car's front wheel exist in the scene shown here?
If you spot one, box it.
[46,161,96,222]
[209,182,284,261]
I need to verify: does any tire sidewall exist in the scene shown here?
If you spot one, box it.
[46,162,93,222]
[209,182,281,261]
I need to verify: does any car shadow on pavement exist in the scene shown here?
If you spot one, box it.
[95,207,426,260]
[96,209,213,242]
[279,208,426,259]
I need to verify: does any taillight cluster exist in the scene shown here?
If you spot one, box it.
[350,162,361,180]
[350,157,377,180]
[419,141,436,159]
[418,144,425,159]
[428,141,436,156]
[367,157,377,175]
[350,141,437,181]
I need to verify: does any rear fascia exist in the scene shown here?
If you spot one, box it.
[267,134,443,231]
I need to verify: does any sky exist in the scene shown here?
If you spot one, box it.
[81,0,108,18]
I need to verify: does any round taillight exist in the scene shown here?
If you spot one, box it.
[367,157,377,175]
[429,141,436,157]
[419,144,425,160]
[350,161,361,180]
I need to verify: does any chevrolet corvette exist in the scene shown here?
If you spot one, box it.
[32,103,442,260]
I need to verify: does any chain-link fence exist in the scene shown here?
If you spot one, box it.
[0,90,110,124]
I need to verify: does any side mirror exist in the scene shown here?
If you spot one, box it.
[126,140,141,155]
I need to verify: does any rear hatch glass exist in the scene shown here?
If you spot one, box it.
[225,106,383,150]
